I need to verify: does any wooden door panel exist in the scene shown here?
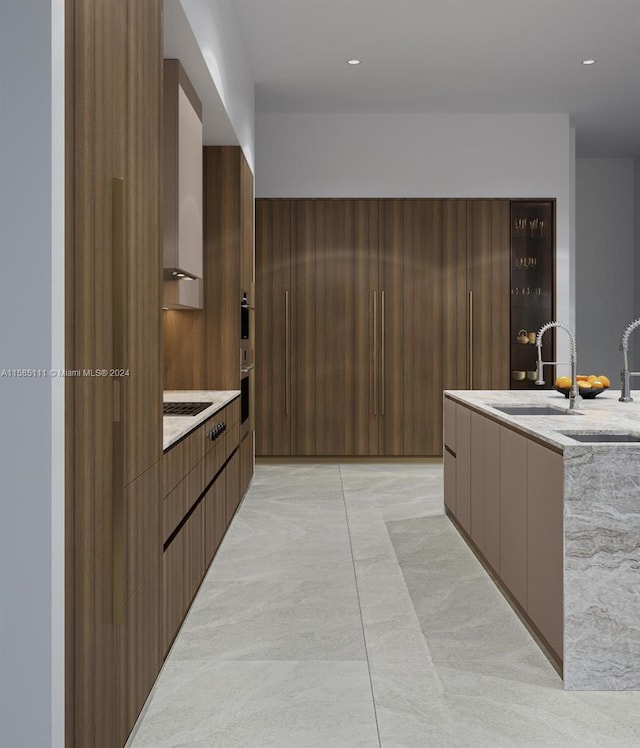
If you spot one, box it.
[124,0,162,482]
[255,199,291,455]
[467,200,510,390]
[291,200,378,456]
[442,200,469,391]
[381,199,450,456]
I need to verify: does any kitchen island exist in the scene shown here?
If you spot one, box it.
[443,388,640,690]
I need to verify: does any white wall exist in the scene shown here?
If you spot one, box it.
[0,2,65,747]
[635,157,640,327]
[180,0,255,171]
[575,159,635,377]
[256,111,574,360]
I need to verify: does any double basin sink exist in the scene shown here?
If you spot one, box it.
[489,404,640,443]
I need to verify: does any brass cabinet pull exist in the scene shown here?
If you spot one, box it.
[468,290,473,390]
[372,291,378,416]
[112,177,126,625]
[381,290,386,416]
[284,290,290,417]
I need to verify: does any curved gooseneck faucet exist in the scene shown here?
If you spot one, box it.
[535,321,579,411]
[619,317,640,402]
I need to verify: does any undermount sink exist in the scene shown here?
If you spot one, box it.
[560,432,640,443]
[490,404,579,416]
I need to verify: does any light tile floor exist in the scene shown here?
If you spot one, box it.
[128,462,640,747]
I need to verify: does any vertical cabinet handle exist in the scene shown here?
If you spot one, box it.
[112,177,126,625]
[372,291,378,416]
[468,290,473,390]
[381,290,386,416]
[284,290,290,417]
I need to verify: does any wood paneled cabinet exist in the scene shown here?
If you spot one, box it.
[66,1,163,745]
[444,396,564,663]
[256,198,513,457]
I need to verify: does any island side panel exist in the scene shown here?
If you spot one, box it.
[564,445,640,690]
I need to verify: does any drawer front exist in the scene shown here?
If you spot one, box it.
[162,460,204,542]
[205,432,227,484]
[163,426,204,497]
[226,398,240,426]
[226,419,240,455]
[162,502,205,655]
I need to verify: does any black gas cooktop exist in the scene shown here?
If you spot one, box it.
[162,401,213,417]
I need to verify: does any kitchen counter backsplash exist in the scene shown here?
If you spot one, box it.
[163,390,240,451]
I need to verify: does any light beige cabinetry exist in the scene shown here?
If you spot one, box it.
[527,441,563,657]
[163,59,203,309]
[444,396,563,664]
[499,427,528,608]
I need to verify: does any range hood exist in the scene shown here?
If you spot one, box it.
[163,59,203,309]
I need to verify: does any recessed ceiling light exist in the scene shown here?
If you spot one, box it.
[347,59,361,65]
[581,58,596,65]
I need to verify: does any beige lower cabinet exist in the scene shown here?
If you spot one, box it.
[444,396,564,664]
[455,406,471,534]
[527,441,563,658]
[469,412,486,554]
[499,427,528,609]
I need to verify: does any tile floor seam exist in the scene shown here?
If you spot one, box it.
[338,463,383,748]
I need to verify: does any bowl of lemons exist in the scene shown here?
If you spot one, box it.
[554,374,611,399]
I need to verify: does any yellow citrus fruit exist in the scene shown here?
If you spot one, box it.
[587,375,598,383]
[591,379,604,389]
[576,375,589,381]
[555,375,572,388]
[578,380,592,389]
[598,375,610,388]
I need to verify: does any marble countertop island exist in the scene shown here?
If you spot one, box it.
[163,390,240,451]
[445,388,640,690]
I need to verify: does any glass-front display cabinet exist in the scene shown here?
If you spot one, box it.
[510,200,555,389]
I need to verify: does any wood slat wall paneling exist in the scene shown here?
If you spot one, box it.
[163,309,205,390]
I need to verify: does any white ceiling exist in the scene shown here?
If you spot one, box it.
[233,0,640,157]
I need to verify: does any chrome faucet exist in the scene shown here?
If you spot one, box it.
[619,317,640,402]
[535,321,579,411]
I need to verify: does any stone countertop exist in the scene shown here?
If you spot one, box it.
[163,390,240,451]
[444,388,640,451]
[446,387,640,691]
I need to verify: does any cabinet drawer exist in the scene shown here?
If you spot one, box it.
[204,470,227,567]
[162,459,204,542]
[163,426,204,497]
[226,398,240,426]
[226,419,240,454]
[205,432,227,483]
[162,502,205,655]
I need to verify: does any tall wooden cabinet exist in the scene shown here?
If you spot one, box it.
[467,200,511,390]
[66,1,163,746]
[255,200,291,455]
[290,200,379,455]
[256,198,514,457]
